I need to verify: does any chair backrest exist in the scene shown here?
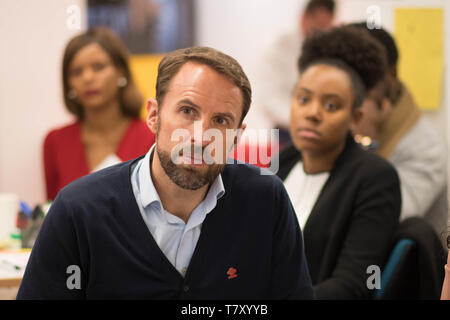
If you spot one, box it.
[375,217,446,299]
[375,238,416,299]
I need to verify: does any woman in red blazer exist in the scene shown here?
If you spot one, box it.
[44,27,155,200]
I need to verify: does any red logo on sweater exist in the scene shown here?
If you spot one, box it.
[227,267,238,279]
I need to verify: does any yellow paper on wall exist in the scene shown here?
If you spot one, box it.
[394,8,443,110]
[129,54,164,119]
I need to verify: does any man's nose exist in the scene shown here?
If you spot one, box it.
[191,120,212,148]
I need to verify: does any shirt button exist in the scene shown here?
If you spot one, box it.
[183,285,190,292]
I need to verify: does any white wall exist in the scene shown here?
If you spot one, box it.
[0,0,86,206]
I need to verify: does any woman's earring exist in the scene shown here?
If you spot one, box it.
[68,89,77,100]
[117,77,128,88]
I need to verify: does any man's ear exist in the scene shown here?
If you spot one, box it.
[351,108,363,127]
[235,123,247,147]
[388,65,397,79]
[226,123,247,155]
[379,97,393,121]
[146,98,159,134]
[233,123,247,152]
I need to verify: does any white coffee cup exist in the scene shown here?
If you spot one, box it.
[0,193,19,243]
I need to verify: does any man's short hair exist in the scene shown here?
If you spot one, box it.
[155,46,252,125]
[305,0,335,15]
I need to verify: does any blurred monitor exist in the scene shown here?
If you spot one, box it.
[88,0,195,54]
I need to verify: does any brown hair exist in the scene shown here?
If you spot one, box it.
[62,27,142,119]
[155,46,252,125]
[305,0,335,15]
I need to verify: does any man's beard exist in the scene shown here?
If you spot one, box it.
[156,144,225,190]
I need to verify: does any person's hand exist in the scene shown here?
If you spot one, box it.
[446,249,450,273]
[442,249,450,300]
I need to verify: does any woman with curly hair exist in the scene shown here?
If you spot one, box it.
[276,25,401,299]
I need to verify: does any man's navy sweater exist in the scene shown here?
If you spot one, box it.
[17,158,314,299]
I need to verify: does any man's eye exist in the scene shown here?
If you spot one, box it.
[216,118,229,125]
[181,107,192,115]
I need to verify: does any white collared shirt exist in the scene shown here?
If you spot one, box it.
[131,144,225,277]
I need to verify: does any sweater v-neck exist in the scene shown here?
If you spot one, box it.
[118,158,222,281]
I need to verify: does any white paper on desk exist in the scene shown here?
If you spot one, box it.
[0,251,30,271]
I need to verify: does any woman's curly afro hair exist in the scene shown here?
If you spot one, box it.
[298,25,388,93]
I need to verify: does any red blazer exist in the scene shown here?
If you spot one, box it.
[43,118,155,200]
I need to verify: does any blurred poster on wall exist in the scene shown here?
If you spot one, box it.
[394,8,443,111]
[87,0,195,54]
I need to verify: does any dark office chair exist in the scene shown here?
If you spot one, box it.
[375,238,416,299]
[375,217,446,300]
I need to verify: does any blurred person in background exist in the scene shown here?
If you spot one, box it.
[255,0,336,149]
[277,25,401,299]
[43,27,155,201]
[350,23,448,243]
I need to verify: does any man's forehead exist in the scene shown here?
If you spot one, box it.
[164,62,243,110]
[169,62,234,88]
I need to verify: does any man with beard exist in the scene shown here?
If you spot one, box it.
[17,47,313,300]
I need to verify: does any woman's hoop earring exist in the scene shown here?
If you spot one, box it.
[117,77,128,88]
